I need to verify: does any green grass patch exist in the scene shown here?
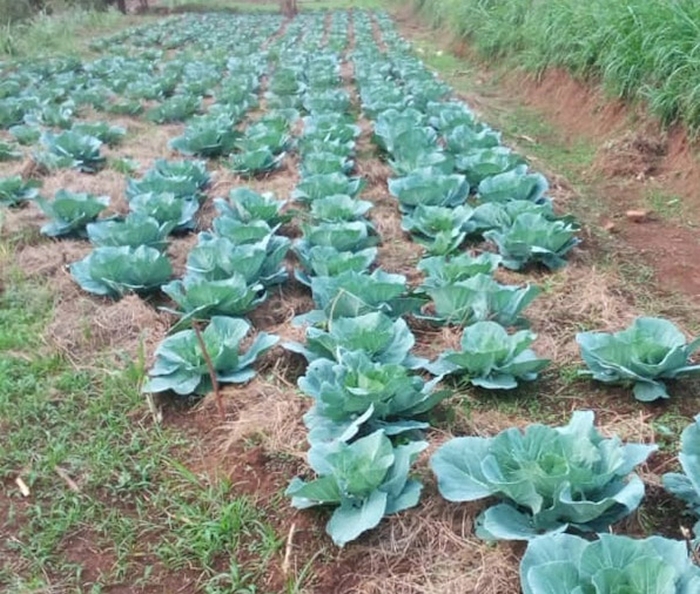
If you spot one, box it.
[0,260,283,591]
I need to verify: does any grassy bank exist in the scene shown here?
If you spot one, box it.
[413,0,700,132]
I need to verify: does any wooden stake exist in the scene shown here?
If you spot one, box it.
[192,321,225,421]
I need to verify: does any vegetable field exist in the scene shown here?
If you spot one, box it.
[2,6,700,594]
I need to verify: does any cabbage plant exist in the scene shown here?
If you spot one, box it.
[126,160,209,202]
[663,415,700,537]
[428,321,550,388]
[212,218,276,245]
[388,170,469,212]
[143,316,278,396]
[0,175,41,207]
[444,124,501,153]
[477,165,549,204]
[418,252,501,289]
[299,350,448,444]
[37,190,109,237]
[71,246,172,298]
[309,194,373,223]
[284,311,423,368]
[484,212,580,271]
[163,274,266,321]
[300,152,353,177]
[146,95,200,123]
[401,204,474,255]
[229,148,283,177]
[297,221,378,253]
[296,269,422,325]
[185,233,289,287]
[71,122,126,147]
[0,140,22,161]
[454,147,524,186]
[286,430,427,546]
[215,188,289,226]
[87,213,175,250]
[470,200,560,235]
[292,172,365,203]
[422,273,540,327]
[520,533,700,594]
[38,131,106,173]
[431,411,657,540]
[128,192,199,233]
[294,246,377,286]
[169,115,239,157]
[577,317,700,401]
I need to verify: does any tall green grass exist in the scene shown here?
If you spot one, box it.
[0,6,125,58]
[414,0,700,132]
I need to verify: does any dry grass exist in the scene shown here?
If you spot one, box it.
[45,290,171,366]
[341,494,521,594]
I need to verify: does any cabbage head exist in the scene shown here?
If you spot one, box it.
[663,415,700,537]
[287,430,427,546]
[427,321,549,389]
[577,317,700,401]
[431,410,657,540]
[143,316,278,396]
[520,533,700,594]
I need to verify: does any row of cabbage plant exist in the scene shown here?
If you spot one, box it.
[278,12,445,548]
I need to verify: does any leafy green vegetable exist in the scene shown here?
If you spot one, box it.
[454,147,524,186]
[422,273,540,327]
[299,350,448,444]
[477,165,549,204]
[71,122,126,147]
[470,200,561,235]
[577,317,700,401]
[146,95,200,123]
[38,131,106,173]
[296,270,424,325]
[284,311,423,368]
[0,175,41,207]
[162,274,266,321]
[287,430,427,546]
[418,252,502,289]
[143,316,278,396]
[126,159,210,202]
[9,124,40,146]
[388,170,469,212]
[401,204,474,255]
[297,221,377,253]
[214,187,289,226]
[294,245,377,286]
[185,233,289,287]
[520,533,700,594]
[229,148,283,177]
[427,321,549,388]
[71,245,172,298]
[87,213,175,250]
[445,124,501,153]
[0,140,21,161]
[292,173,366,203]
[300,152,354,177]
[484,212,580,270]
[170,117,240,158]
[128,192,199,232]
[309,194,373,222]
[37,190,109,237]
[431,411,657,540]
[211,217,275,245]
[663,415,700,537]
